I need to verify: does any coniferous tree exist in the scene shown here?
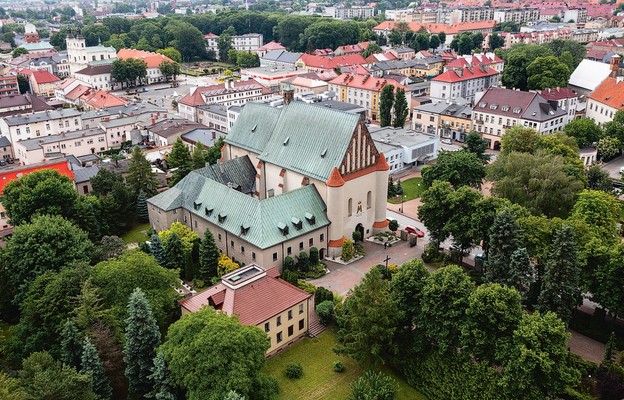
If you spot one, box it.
[484,209,521,283]
[392,88,408,128]
[387,177,396,197]
[136,190,149,221]
[81,337,112,400]
[124,288,161,398]
[395,179,403,195]
[149,234,167,268]
[60,319,83,369]
[379,84,395,127]
[147,350,175,400]
[198,229,219,282]
[168,138,192,185]
[191,142,207,170]
[127,146,158,196]
[537,224,581,324]
[508,247,535,298]
[164,232,186,274]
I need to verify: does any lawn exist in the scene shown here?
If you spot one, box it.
[263,329,427,400]
[121,222,151,244]
[388,177,427,204]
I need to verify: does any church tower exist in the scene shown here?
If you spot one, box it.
[66,28,86,64]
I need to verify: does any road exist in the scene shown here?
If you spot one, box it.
[600,154,624,180]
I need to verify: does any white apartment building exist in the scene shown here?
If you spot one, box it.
[13,128,108,165]
[0,109,83,146]
[205,33,264,58]
[430,65,500,102]
[493,8,541,25]
[472,87,568,149]
[586,77,623,125]
[333,5,375,20]
[537,87,579,122]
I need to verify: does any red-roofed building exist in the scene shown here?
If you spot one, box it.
[536,87,579,121]
[27,70,60,98]
[444,52,505,73]
[373,20,496,45]
[80,89,128,110]
[312,48,334,57]
[117,48,174,84]
[587,77,624,125]
[0,159,75,237]
[179,264,313,355]
[431,65,500,102]
[296,54,367,74]
[334,42,369,56]
[0,76,19,97]
[328,73,412,122]
[256,41,286,57]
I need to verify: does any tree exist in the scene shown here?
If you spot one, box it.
[488,152,584,218]
[379,84,394,127]
[335,268,399,366]
[341,238,355,262]
[545,39,586,67]
[418,265,474,353]
[81,337,112,400]
[91,168,125,196]
[165,21,207,61]
[563,117,603,147]
[157,47,182,63]
[418,181,455,246]
[429,34,441,49]
[19,352,97,400]
[164,233,190,278]
[412,32,430,51]
[198,228,220,281]
[465,131,490,161]
[508,248,535,297]
[587,165,613,193]
[349,371,398,400]
[206,136,225,165]
[158,61,181,82]
[217,33,233,62]
[127,146,158,196]
[438,32,446,46]
[136,191,149,222]
[148,350,175,400]
[388,30,403,46]
[500,126,540,155]
[1,169,78,225]
[390,259,429,332]
[422,150,486,188]
[149,233,167,267]
[161,308,276,400]
[217,253,239,276]
[594,244,624,321]
[489,32,504,51]
[236,51,259,68]
[526,56,570,90]
[604,110,624,144]
[392,88,408,128]
[191,142,207,170]
[124,288,161,398]
[485,209,522,283]
[500,44,552,90]
[60,320,84,369]
[17,74,30,94]
[598,136,621,160]
[461,283,523,364]
[571,189,620,240]
[537,225,581,324]
[445,186,483,261]
[12,47,28,58]
[499,312,580,399]
[5,215,92,303]
[362,42,382,58]
[168,138,192,185]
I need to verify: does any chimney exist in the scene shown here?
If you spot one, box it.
[212,130,216,139]
[283,84,294,105]
[610,54,620,78]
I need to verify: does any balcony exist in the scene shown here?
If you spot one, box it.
[474,119,484,125]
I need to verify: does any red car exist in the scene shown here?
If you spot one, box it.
[405,225,425,237]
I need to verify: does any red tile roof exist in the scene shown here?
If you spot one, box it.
[65,84,92,101]
[313,48,334,56]
[257,41,285,52]
[179,266,311,326]
[299,54,367,69]
[30,70,60,84]
[329,73,412,93]
[589,77,624,109]
[444,53,503,68]
[204,33,218,38]
[537,87,578,101]
[81,89,128,109]
[179,78,272,107]
[117,48,174,69]
[0,160,74,194]
[432,65,499,83]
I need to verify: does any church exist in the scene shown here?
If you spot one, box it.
[148,101,389,270]
[66,28,117,75]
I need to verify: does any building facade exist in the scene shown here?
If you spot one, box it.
[430,65,500,102]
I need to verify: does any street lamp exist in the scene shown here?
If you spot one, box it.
[400,194,406,213]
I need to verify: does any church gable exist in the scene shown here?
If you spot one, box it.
[339,120,380,177]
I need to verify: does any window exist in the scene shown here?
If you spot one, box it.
[287,246,292,255]
[367,191,372,209]
[218,233,222,241]
[16,128,20,135]
[299,241,304,250]
[273,252,278,261]
[348,198,353,216]
[299,319,305,330]
[429,116,435,122]
[65,121,69,127]
[277,332,283,343]
[25,127,30,134]
[288,310,293,320]
[277,316,282,326]
[320,234,324,242]
[264,322,270,332]
[288,325,294,337]
[240,246,245,254]
[252,252,256,261]
[46,123,51,130]
[230,240,234,248]
[299,304,304,314]
[309,238,313,247]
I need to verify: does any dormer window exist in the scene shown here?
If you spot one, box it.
[479,102,487,107]
[278,222,289,236]
[305,212,316,225]
[218,213,227,223]
[490,104,498,110]
[291,217,303,230]
[205,206,214,216]
[193,201,202,210]
[240,224,250,235]
[502,106,510,112]
[513,107,522,114]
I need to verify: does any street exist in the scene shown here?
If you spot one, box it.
[600,154,624,180]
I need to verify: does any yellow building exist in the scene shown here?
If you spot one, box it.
[179,264,313,355]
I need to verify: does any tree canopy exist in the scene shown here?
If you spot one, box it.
[422,150,486,189]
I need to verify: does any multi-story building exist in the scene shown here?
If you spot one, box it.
[259,50,302,69]
[145,118,209,147]
[412,98,474,141]
[0,76,19,97]
[66,29,117,75]
[148,102,390,264]
[564,8,588,23]
[536,87,579,122]
[369,126,440,172]
[177,79,275,122]
[499,28,599,48]
[333,5,376,20]
[450,7,495,23]
[371,57,445,79]
[197,104,229,132]
[443,52,505,73]
[0,93,52,116]
[586,77,624,125]
[373,20,496,45]
[239,66,309,91]
[74,64,115,91]
[472,87,568,149]
[296,54,367,75]
[27,70,60,98]
[180,264,313,356]
[493,8,541,25]
[13,128,108,165]
[430,65,500,102]
[328,73,412,122]
[0,109,83,146]
[205,33,263,58]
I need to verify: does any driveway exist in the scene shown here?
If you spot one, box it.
[600,155,624,180]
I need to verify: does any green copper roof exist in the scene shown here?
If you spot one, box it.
[148,171,329,249]
[225,102,360,181]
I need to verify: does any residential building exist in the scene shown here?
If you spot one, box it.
[370,57,445,79]
[148,102,390,263]
[79,89,128,111]
[0,93,52,117]
[568,59,613,95]
[197,104,229,132]
[443,52,505,73]
[179,264,312,355]
[117,48,174,85]
[388,46,416,60]
[430,65,500,102]
[412,99,474,141]
[255,41,286,57]
[260,50,302,69]
[373,20,496,45]
[536,87,579,122]
[0,108,83,146]
[586,77,624,125]
[0,76,19,97]
[334,5,375,20]
[499,28,599,49]
[296,54,367,75]
[177,79,275,122]
[564,8,588,23]
[369,125,439,172]
[13,128,108,165]
[181,128,225,152]
[279,76,329,95]
[493,8,541,24]
[205,33,263,58]
[328,73,412,122]
[74,64,115,91]
[472,87,568,149]
[27,70,60,98]
[334,42,369,56]
[145,118,208,146]
[240,66,309,91]
[73,165,99,195]
[66,28,117,75]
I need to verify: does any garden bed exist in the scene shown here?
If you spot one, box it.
[367,232,400,246]
[324,254,364,265]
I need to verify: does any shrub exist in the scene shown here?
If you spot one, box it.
[315,286,334,306]
[333,361,345,373]
[281,269,298,286]
[349,370,398,400]
[284,256,296,271]
[342,239,355,261]
[388,220,399,232]
[309,247,319,265]
[297,280,316,294]
[316,300,335,326]
[285,363,303,379]
[422,244,442,263]
[352,231,362,242]
[297,252,310,272]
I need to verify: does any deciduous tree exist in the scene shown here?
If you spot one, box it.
[464,131,490,161]
[563,117,603,147]
[526,56,570,90]
[349,371,398,400]
[421,150,485,188]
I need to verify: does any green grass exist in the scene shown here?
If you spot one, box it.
[121,222,151,244]
[388,178,427,204]
[263,329,426,400]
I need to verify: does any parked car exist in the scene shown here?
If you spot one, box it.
[441,138,452,145]
[0,160,6,166]
[405,225,425,237]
